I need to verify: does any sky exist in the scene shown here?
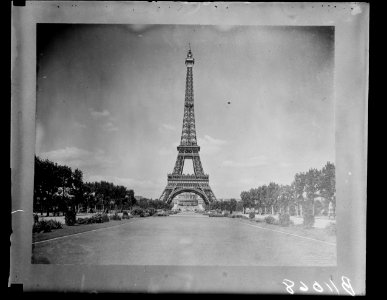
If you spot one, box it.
[36,24,334,199]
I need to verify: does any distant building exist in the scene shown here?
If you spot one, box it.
[172,192,204,211]
[217,198,241,202]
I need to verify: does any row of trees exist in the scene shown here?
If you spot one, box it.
[205,199,242,213]
[239,162,335,217]
[136,198,172,211]
[33,156,137,216]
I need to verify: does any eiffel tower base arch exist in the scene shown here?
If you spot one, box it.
[162,185,215,205]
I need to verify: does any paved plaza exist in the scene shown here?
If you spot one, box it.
[32,212,336,266]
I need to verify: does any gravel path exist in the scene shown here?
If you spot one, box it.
[32,212,336,266]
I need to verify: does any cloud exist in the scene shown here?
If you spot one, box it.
[73,121,86,129]
[89,108,110,119]
[197,135,227,155]
[102,122,119,132]
[39,147,116,170]
[157,141,179,156]
[279,162,292,168]
[157,147,173,156]
[161,124,176,131]
[35,122,45,154]
[222,155,269,168]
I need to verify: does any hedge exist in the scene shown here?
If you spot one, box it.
[33,219,63,233]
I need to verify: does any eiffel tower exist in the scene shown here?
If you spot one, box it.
[159,46,216,204]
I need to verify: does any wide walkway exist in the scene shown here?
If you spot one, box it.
[32,212,336,266]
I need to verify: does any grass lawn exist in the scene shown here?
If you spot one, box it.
[233,217,336,244]
[32,218,138,243]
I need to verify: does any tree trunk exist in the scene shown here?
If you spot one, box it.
[312,198,315,216]
[271,205,274,215]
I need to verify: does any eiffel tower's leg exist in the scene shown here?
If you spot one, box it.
[173,155,184,174]
[193,156,204,175]
[204,187,216,202]
[159,186,172,202]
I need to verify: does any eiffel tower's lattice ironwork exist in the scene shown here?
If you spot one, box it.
[159,47,216,204]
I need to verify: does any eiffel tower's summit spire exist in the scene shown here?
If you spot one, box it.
[185,43,195,66]
[181,46,197,146]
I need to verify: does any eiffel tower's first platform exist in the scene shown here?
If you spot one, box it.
[159,47,216,204]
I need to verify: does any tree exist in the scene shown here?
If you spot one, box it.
[72,169,84,213]
[138,198,149,209]
[33,156,142,216]
[240,191,253,213]
[304,168,321,216]
[34,157,65,216]
[236,201,243,212]
[292,172,306,216]
[260,185,268,214]
[278,185,293,214]
[56,164,74,214]
[124,189,136,209]
[319,162,336,213]
[229,198,237,214]
[266,182,280,215]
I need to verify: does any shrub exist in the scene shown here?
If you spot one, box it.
[209,212,224,217]
[33,213,39,224]
[33,219,63,233]
[132,207,145,217]
[101,213,110,222]
[122,211,131,219]
[264,215,276,225]
[65,210,77,226]
[155,211,169,216]
[46,219,63,229]
[77,214,109,225]
[76,217,90,225]
[33,220,51,233]
[147,208,156,216]
[325,222,336,235]
[303,214,315,228]
[110,213,122,221]
[278,213,291,227]
[249,212,255,219]
[223,212,230,217]
[90,214,102,223]
[89,213,109,223]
